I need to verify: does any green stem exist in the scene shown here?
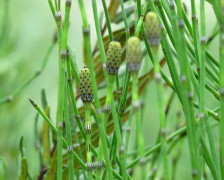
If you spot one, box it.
[84,103,93,180]
[64,85,75,180]
[132,73,146,179]
[135,1,150,37]
[152,47,169,180]
[136,0,141,18]
[165,0,200,178]
[199,0,221,179]
[78,0,113,179]
[101,0,113,41]
[92,1,129,178]
[190,0,200,66]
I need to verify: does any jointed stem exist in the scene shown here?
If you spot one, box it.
[78,0,114,179]
[152,46,169,180]
[199,0,220,179]
[64,85,75,180]
[84,103,93,180]
[132,73,146,179]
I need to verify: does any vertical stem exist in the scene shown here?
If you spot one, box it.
[78,1,113,179]
[152,47,169,180]
[84,103,93,180]
[132,73,146,180]
[137,0,141,18]
[200,0,221,179]
[92,1,128,178]
[190,0,200,66]
[55,13,64,180]
[64,85,75,180]
[102,0,113,41]
[55,1,72,179]
[167,0,200,178]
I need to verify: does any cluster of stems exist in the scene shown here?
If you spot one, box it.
[18,0,224,180]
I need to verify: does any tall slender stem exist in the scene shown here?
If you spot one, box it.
[219,1,224,179]
[78,0,113,179]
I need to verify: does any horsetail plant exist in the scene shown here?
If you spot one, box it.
[4,0,224,179]
[92,0,128,178]
[79,66,94,179]
[145,11,169,180]
[126,36,146,179]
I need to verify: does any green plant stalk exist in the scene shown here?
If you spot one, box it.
[200,137,220,180]
[110,98,128,180]
[105,75,114,108]
[78,0,113,179]
[219,2,224,178]
[117,0,131,125]
[53,0,71,180]
[199,1,220,179]
[135,6,145,176]
[119,0,130,40]
[137,0,141,18]
[48,0,56,19]
[102,0,113,41]
[135,1,150,37]
[190,0,200,66]
[64,85,75,180]
[165,0,200,178]
[84,103,93,180]
[55,16,64,180]
[152,46,169,180]
[160,37,182,101]
[68,52,80,85]
[42,107,50,167]
[90,106,125,178]
[92,1,129,179]
[96,75,114,179]
[55,1,72,179]
[132,73,146,180]
[171,140,183,180]
[58,0,61,10]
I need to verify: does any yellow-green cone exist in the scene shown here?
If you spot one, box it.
[106,41,122,75]
[144,12,161,46]
[79,67,93,103]
[126,37,142,73]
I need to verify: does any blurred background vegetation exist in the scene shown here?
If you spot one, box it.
[0,0,220,179]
